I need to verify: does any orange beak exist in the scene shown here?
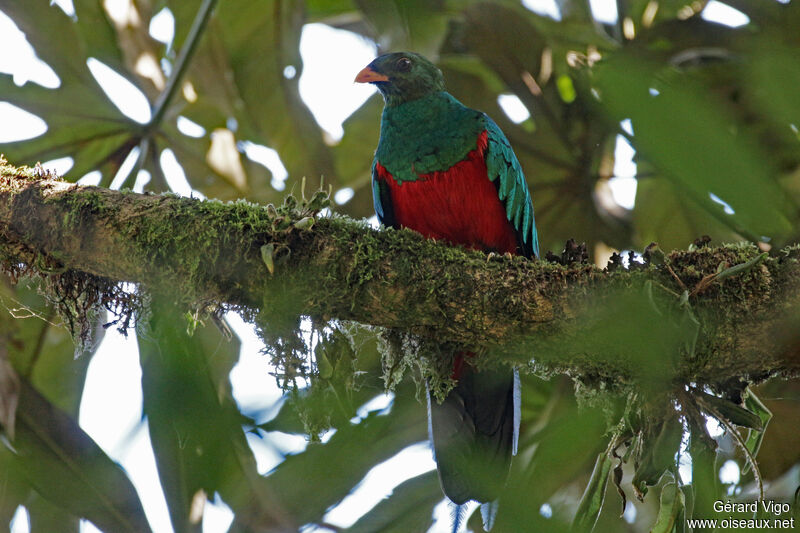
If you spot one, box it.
[355,66,389,83]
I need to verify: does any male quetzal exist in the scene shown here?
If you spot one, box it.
[355,52,538,521]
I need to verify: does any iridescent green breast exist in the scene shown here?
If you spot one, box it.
[375,91,485,183]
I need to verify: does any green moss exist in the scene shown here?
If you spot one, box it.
[114,188,337,389]
[5,160,797,406]
[60,188,114,228]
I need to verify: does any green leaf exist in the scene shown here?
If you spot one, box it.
[593,53,796,244]
[333,94,383,194]
[346,471,440,533]
[747,40,800,139]
[0,3,144,183]
[266,385,428,524]
[572,447,614,533]
[694,389,763,431]
[0,1,275,200]
[8,379,151,532]
[496,404,607,531]
[714,253,768,281]
[0,2,125,82]
[742,390,772,475]
[651,476,684,533]
[1,280,106,527]
[557,74,576,103]
[687,424,719,520]
[138,297,298,531]
[27,493,80,533]
[0,357,18,441]
[634,174,741,251]
[632,416,682,500]
[0,447,29,524]
[305,0,357,22]
[353,0,449,55]
[192,0,339,191]
[157,120,258,199]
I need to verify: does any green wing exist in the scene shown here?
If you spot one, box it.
[483,116,539,258]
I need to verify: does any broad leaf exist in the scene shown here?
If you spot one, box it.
[266,385,428,524]
[496,404,607,531]
[634,172,741,250]
[593,52,796,245]
[8,379,151,532]
[138,297,296,531]
[651,476,684,533]
[572,448,614,533]
[0,2,146,183]
[346,471,440,533]
[0,278,107,527]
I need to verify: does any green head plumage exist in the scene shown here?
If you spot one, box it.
[355,52,445,107]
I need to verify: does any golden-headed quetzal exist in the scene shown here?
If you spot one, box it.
[356,52,538,526]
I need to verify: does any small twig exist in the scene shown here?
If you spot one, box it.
[688,272,717,298]
[695,394,764,502]
[665,262,687,292]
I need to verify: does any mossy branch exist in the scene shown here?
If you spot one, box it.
[1,161,799,391]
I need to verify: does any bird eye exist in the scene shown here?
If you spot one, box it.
[396,57,412,71]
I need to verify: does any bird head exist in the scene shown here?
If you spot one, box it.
[355,52,445,107]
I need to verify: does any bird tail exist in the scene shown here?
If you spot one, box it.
[480,500,500,531]
[428,356,520,516]
[449,502,468,533]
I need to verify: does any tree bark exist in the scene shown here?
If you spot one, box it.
[1,161,799,390]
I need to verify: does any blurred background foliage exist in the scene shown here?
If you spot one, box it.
[1,0,800,532]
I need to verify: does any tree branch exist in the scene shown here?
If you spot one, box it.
[1,160,799,389]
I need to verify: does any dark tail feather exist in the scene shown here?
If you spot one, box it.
[428,363,520,506]
[450,502,469,533]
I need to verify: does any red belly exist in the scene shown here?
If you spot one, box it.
[376,131,518,255]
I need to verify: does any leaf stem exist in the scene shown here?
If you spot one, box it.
[695,394,764,502]
[147,0,219,132]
